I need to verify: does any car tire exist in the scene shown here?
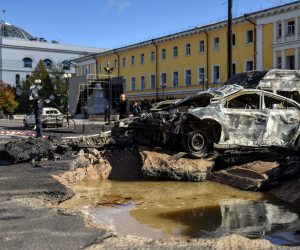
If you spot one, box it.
[184,129,213,158]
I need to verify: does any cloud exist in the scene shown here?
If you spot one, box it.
[103,0,131,14]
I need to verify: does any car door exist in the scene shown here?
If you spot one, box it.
[262,94,300,146]
[222,92,269,146]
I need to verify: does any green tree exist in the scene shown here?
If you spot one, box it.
[0,83,19,113]
[16,60,68,113]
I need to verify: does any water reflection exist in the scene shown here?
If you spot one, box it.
[61,180,300,244]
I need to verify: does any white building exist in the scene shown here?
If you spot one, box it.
[0,21,106,87]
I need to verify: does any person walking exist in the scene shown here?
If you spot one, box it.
[117,94,129,119]
[104,104,109,122]
[32,92,43,138]
[132,102,141,116]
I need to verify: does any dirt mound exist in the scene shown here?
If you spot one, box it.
[0,138,54,163]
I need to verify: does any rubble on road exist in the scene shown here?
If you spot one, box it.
[140,147,214,181]
[0,138,54,163]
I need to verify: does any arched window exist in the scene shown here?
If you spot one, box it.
[62,60,70,70]
[23,57,33,68]
[43,59,53,69]
[15,74,20,88]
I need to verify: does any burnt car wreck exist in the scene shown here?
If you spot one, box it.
[113,72,300,158]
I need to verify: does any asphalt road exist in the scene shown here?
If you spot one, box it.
[0,160,109,250]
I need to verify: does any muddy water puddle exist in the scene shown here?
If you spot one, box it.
[60,180,300,244]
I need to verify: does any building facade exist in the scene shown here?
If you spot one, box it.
[73,1,300,105]
[0,22,106,88]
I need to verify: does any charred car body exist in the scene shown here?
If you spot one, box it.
[116,83,300,157]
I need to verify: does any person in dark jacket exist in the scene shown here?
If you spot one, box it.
[104,104,109,122]
[32,92,43,138]
[132,102,141,116]
[117,94,129,119]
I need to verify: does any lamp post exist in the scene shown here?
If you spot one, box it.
[104,62,114,124]
[63,73,71,127]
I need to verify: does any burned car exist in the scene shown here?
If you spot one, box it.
[257,69,300,103]
[175,85,300,157]
[116,85,300,157]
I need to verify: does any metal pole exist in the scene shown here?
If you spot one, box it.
[227,0,233,80]
[108,74,112,124]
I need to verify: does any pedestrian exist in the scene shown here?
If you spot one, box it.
[32,92,43,138]
[117,94,129,119]
[132,102,141,116]
[104,104,109,122]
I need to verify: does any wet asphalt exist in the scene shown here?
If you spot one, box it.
[0,160,109,250]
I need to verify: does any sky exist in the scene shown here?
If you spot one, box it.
[0,0,297,49]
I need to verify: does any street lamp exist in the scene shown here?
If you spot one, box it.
[104,62,114,124]
[34,79,41,84]
[63,73,71,127]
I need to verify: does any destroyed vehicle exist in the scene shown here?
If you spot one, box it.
[175,84,300,157]
[224,70,268,89]
[149,99,182,113]
[257,69,300,103]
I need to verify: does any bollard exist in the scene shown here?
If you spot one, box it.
[83,123,85,133]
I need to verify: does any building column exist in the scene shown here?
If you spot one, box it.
[295,17,299,40]
[256,24,263,70]
[295,48,299,70]
[281,49,286,69]
[282,19,285,42]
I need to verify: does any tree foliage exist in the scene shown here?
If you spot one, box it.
[16,60,68,113]
[0,82,19,113]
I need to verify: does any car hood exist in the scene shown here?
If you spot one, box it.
[174,84,243,108]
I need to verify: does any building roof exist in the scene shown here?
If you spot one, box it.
[0,21,34,40]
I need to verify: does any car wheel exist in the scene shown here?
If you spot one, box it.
[184,129,213,158]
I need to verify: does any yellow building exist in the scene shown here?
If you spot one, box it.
[73,1,300,105]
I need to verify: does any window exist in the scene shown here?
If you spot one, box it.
[232,34,236,47]
[213,37,219,50]
[185,43,191,55]
[140,76,145,90]
[62,60,70,70]
[199,40,205,52]
[245,60,254,71]
[43,59,53,69]
[277,56,282,69]
[140,54,145,64]
[226,93,260,109]
[150,51,155,62]
[277,22,282,37]
[161,73,167,86]
[264,95,296,110]
[286,55,295,70]
[232,63,236,75]
[15,74,20,88]
[198,67,205,84]
[150,74,156,90]
[122,57,126,67]
[212,65,220,83]
[23,57,33,68]
[173,71,178,87]
[131,56,135,66]
[185,69,191,86]
[114,59,118,69]
[161,49,166,60]
[131,77,136,91]
[246,30,253,44]
[287,20,295,35]
[173,46,178,57]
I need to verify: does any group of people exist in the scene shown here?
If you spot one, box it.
[104,93,142,122]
